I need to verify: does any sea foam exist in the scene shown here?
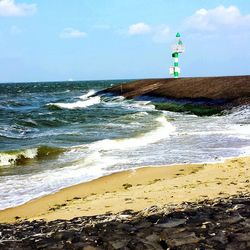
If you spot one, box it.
[47,96,101,109]
[89,116,175,151]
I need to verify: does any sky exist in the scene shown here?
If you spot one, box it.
[0,0,250,83]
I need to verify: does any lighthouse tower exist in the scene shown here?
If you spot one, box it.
[169,32,185,78]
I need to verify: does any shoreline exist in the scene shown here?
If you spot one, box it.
[0,155,249,223]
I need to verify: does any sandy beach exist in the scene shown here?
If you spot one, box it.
[0,156,249,223]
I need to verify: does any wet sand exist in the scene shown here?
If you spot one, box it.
[0,156,249,223]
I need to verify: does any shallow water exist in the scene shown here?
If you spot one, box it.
[0,80,250,210]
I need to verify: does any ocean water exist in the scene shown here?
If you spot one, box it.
[0,80,250,210]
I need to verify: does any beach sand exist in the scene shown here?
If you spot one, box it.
[0,156,249,223]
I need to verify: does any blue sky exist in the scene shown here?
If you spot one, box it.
[0,0,250,82]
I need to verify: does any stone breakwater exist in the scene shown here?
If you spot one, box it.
[102,75,250,100]
[0,194,249,250]
[99,76,250,110]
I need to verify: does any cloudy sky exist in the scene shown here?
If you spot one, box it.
[0,0,249,82]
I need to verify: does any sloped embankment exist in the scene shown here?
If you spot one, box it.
[100,75,250,115]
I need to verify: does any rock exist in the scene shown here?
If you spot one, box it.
[145,233,159,242]
[231,198,250,204]
[226,242,248,250]
[127,238,146,250]
[84,246,102,250]
[234,232,250,241]
[51,231,77,241]
[116,223,132,231]
[211,231,228,244]
[35,242,51,249]
[160,231,201,247]
[221,215,244,224]
[232,204,246,210]
[136,221,152,229]
[108,239,129,249]
[155,218,186,228]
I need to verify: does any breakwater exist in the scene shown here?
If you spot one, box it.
[99,75,250,115]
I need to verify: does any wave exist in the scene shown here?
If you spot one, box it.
[47,96,101,110]
[178,128,250,137]
[0,124,38,139]
[19,118,38,127]
[0,146,65,167]
[88,116,175,151]
[79,90,96,100]
[103,97,155,111]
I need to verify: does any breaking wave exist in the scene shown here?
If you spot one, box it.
[88,116,175,151]
[0,146,65,167]
[79,90,96,99]
[47,96,101,110]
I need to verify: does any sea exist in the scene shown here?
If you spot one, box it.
[0,80,250,210]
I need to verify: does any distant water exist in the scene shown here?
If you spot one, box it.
[0,80,250,210]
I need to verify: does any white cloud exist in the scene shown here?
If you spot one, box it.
[0,0,36,16]
[185,5,250,31]
[125,22,171,43]
[60,28,87,39]
[128,22,151,35]
[126,22,171,43]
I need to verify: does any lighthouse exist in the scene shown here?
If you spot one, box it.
[169,32,185,78]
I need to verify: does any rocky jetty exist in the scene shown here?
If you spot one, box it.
[102,76,250,101]
[0,194,249,249]
[99,76,250,115]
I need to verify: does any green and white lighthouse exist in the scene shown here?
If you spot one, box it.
[169,32,185,78]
